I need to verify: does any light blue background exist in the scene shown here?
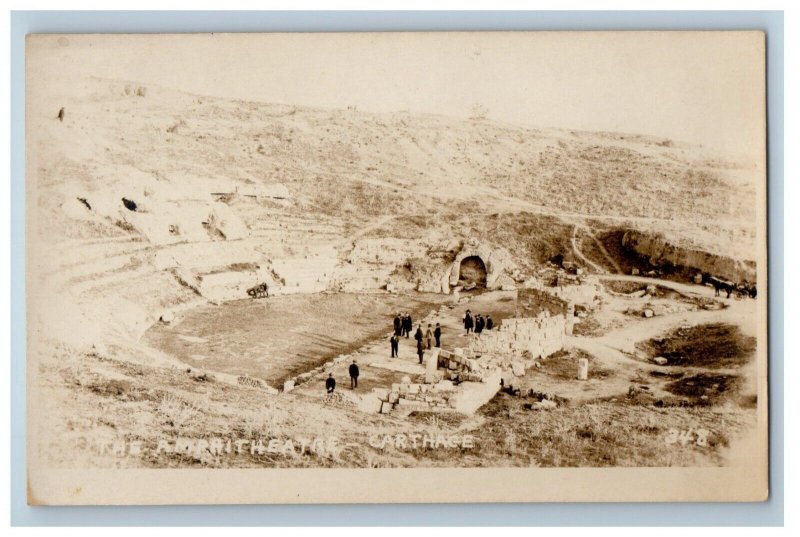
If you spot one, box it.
[10,10,784,526]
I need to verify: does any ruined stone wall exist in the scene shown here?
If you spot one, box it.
[548,279,602,305]
[470,314,568,360]
[364,312,570,415]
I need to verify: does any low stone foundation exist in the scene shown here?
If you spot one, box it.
[369,311,570,415]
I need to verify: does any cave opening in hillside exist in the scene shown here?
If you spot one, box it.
[459,256,487,288]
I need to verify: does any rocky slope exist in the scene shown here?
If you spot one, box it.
[27,77,760,355]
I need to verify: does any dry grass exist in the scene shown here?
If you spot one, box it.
[517,288,569,317]
[542,349,614,381]
[459,394,754,467]
[636,323,756,368]
[572,315,603,337]
[35,341,755,469]
[664,374,743,405]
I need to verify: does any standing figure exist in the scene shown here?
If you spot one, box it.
[475,314,485,334]
[413,325,425,363]
[348,360,360,390]
[393,313,402,336]
[325,373,336,394]
[464,310,474,334]
[425,323,433,350]
[414,324,423,345]
[390,334,399,358]
[406,313,414,337]
[434,323,442,347]
[486,315,494,330]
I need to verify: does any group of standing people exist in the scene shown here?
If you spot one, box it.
[391,313,442,364]
[394,312,414,338]
[324,308,493,395]
[463,309,493,335]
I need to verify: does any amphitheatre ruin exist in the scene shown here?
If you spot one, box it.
[27,77,763,470]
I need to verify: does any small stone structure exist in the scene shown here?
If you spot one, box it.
[577,358,589,380]
[469,313,568,360]
[425,348,441,383]
[371,311,570,415]
[447,239,514,291]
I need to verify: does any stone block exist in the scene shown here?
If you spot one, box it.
[578,358,589,380]
[434,380,454,392]
[283,379,296,393]
[535,399,558,410]
[653,356,668,366]
[357,395,383,413]
[380,401,393,414]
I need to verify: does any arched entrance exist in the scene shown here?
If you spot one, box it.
[458,256,487,287]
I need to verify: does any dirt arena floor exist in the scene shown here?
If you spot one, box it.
[144,291,454,385]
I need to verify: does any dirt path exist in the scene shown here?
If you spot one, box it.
[569,223,624,275]
[558,293,757,402]
[596,273,718,299]
[346,213,397,243]
[586,227,623,274]
[571,224,607,274]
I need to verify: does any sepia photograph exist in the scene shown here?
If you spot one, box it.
[24,30,769,505]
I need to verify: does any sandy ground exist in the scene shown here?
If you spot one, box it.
[144,292,451,386]
[144,274,758,415]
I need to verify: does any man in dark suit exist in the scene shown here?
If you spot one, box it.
[348,360,360,389]
[403,314,413,338]
[434,323,442,347]
[414,325,425,364]
[325,373,336,393]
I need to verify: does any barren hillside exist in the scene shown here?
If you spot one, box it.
[31,78,757,249]
[26,78,762,472]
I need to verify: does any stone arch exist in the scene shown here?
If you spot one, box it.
[449,243,494,287]
[457,256,487,287]
[447,240,512,291]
